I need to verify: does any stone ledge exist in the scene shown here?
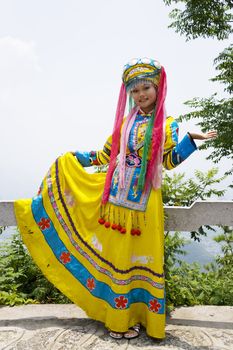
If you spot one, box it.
[0,305,232,349]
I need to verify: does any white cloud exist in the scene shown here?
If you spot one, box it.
[0,36,41,88]
[0,36,42,106]
[0,36,41,70]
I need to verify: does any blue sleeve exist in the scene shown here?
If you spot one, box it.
[171,134,197,166]
[163,116,198,170]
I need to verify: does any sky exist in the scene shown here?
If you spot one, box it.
[0,0,232,200]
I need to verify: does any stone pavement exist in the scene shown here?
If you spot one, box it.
[0,304,232,350]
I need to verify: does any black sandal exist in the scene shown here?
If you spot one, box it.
[123,324,140,339]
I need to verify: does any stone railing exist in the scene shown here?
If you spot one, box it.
[0,200,232,231]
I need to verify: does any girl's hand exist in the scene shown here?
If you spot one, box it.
[189,131,217,140]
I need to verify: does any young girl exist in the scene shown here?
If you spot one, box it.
[14,58,216,340]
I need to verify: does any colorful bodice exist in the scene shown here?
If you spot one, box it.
[74,114,197,211]
[128,114,151,154]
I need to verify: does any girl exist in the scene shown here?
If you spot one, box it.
[14,58,216,340]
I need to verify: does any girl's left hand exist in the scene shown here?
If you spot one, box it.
[189,131,217,140]
[199,131,218,140]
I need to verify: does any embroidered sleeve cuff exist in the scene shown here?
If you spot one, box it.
[74,151,92,167]
[175,134,197,161]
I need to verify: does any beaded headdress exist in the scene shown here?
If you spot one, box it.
[122,57,162,91]
[102,58,167,204]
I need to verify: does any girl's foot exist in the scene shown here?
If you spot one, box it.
[109,331,124,339]
[123,324,140,339]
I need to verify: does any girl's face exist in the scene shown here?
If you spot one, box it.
[130,82,157,113]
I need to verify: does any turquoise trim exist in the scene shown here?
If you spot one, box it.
[170,120,179,144]
[74,151,91,167]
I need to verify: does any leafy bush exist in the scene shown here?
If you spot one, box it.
[0,231,70,306]
[165,227,233,309]
[162,169,232,309]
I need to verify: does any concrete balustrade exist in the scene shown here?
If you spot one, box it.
[0,200,232,231]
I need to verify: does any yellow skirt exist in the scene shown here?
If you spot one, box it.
[14,153,165,338]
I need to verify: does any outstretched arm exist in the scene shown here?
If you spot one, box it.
[188,131,217,141]
[163,118,218,170]
[163,117,198,170]
[73,135,113,167]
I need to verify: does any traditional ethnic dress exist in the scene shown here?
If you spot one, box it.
[14,112,196,339]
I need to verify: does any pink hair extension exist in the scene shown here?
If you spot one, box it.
[146,67,167,189]
[102,83,127,204]
[118,105,139,189]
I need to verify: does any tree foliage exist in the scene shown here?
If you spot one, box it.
[213,225,233,268]
[212,44,233,94]
[163,0,233,40]
[162,168,225,207]
[177,45,233,165]
[179,94,233,164]
[164,1,233,173]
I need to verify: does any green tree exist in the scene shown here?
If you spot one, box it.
[179,47,233,169]
[213,225,233,269]
[163,0,233,40]
[163,0,233,174]
[163,168,225,207]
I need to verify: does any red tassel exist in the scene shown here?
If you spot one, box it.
[111,223,117,230]
[135,229,141,236]
[98,218,105,225]
[117,224,122,231]
[120,228,126,234]
[131,228,141,236]
[104,221,111,228]
[131,228,136,236]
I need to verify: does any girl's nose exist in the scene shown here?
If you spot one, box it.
[139,90,145,97]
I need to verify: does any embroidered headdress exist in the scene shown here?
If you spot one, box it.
[122,57,162,91]
[102,57,167,204]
